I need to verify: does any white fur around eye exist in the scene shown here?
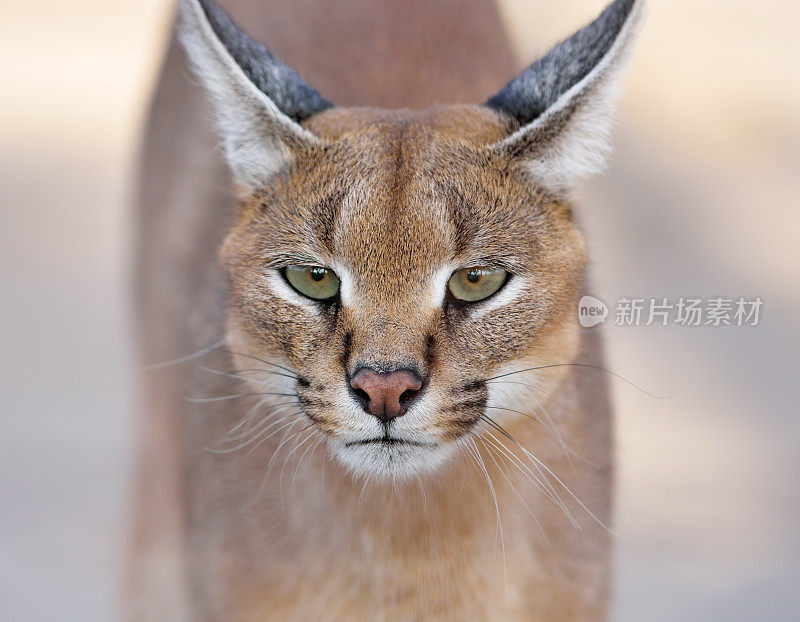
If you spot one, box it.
[262,270,324,312]
[430,264,458,308]
[328,262,354,307]
[468,275,525,318]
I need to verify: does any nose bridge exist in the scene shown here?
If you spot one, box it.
[345,303,434,373]
[357,317,422,368]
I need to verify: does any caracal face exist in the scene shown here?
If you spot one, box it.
[221,106,585,478]
[178,0,643,479]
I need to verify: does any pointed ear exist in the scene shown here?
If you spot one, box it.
[486,0,644,192]
[177,0,333,189]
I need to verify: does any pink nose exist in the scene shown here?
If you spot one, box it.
[349,368,423,422]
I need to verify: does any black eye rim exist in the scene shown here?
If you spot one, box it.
[446,267,512,307]
[280,265,341,302]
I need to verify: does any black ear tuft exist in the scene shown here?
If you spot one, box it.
[486,0,636,126]
[197,0,332,122]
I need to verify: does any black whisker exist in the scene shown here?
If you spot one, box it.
[198,364,298,383]
[484,405,559,438]
[222,348,298,377]
[485,363,668,399]
[484,379,555,399]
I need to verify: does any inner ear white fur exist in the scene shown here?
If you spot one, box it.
[488,0,645,192]
[178,0,322,189]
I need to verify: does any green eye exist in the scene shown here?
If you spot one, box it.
[284,265,341,300]
[448,267,508,302]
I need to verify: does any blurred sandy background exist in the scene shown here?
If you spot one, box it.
[1,1,797,620]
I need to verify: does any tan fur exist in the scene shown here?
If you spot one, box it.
[128,1,614,620]
[221,105,587,452]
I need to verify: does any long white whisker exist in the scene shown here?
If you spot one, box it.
[485,405,560,442]
[222,348,298,376]
[486,362,668,399]
[524,389,571,464]
[482,415,615,533]
[466,437,507,590]
[279,428,318,495]
[208,413,301,454]
[489,373,572,464]
[358,473,373,515]
[480,419,579,528]
[264,419,305,474]
[185,391,296,403]
[414,474,427,506]
[198,364,298,384]
[485,378,555,399]
[259,420,307,506]
[293,431,325,486]
[516,442,618,535]
[141,337,227,371]
[479,436,549,546]
[479,427,560,505]
[245,414,304,455]
[222,396,272,439]
[225,401,298,441]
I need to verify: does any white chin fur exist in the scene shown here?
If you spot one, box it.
[330,439,457,479]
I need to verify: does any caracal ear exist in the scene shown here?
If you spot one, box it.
[178,0,333,189]
[485,0,645,193]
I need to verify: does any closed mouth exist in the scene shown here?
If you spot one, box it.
[345,437,435,448]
